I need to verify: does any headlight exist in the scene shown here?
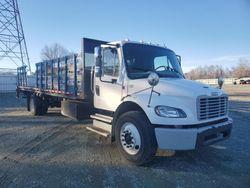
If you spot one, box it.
[155,105,187,118]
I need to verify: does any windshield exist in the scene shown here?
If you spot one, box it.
[123,43,184,79]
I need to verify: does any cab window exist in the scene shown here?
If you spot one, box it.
[103,48,119,77]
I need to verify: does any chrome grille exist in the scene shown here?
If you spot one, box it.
[198,95,228,120]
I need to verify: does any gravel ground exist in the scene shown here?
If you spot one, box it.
[0,85,249,188]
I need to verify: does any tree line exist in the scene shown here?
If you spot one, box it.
[185,58,250,80]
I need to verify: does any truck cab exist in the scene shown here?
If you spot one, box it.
[91,40,232,165]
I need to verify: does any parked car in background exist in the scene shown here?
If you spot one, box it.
[239,80,246,84]
[245,80,250,84]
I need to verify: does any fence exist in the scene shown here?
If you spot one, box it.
[195,78,237,85]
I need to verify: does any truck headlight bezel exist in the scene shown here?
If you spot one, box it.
[155,105,187,118]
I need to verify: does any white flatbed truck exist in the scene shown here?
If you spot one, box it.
[17,38,232,165]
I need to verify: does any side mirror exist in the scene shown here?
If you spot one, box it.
[94,47,102,77]
[218,77,224,89]
[148,72,159,87]
[176,55,181,66]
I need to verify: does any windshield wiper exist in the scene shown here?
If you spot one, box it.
[155,65,184,78]
[168,67,185,78]
[129,66,152,72]
[129,65,185,79]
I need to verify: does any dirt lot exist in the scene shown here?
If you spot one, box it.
[0,85,249,188]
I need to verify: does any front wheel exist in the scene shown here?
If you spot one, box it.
[115,111,157,165]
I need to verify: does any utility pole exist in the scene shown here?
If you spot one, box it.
[0,0,31,72]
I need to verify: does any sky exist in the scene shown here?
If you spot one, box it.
[1,0,250,73]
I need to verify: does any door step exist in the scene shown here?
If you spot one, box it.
[90,113,113,123]
[86,126,110,137]
[88,113,113,137]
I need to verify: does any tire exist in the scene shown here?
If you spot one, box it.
[41,98,49,115]
[27,95,31,111]
[115,111,157,165]
[29,95,44,116]
[42,105,48,114]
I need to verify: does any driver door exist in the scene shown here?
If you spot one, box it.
[94,47,122,111]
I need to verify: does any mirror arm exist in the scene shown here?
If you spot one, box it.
[147,87,161,107]
[176,55,181,66]
[111,78,117,83]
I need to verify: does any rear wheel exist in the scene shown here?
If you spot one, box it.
[115,111,157,165]
[29,95,47,115]
[30,95,39,115]
[42,105,48,114]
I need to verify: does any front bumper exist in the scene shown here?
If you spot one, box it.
[155,118,233,150]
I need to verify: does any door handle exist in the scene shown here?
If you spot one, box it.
[95,85,100,96]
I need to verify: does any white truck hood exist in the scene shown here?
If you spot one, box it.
[155,78,224,97]
[127,78,225,98]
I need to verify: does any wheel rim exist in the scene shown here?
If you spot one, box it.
[120,122,141,155]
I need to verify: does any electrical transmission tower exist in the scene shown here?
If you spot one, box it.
[0,0,30,72]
